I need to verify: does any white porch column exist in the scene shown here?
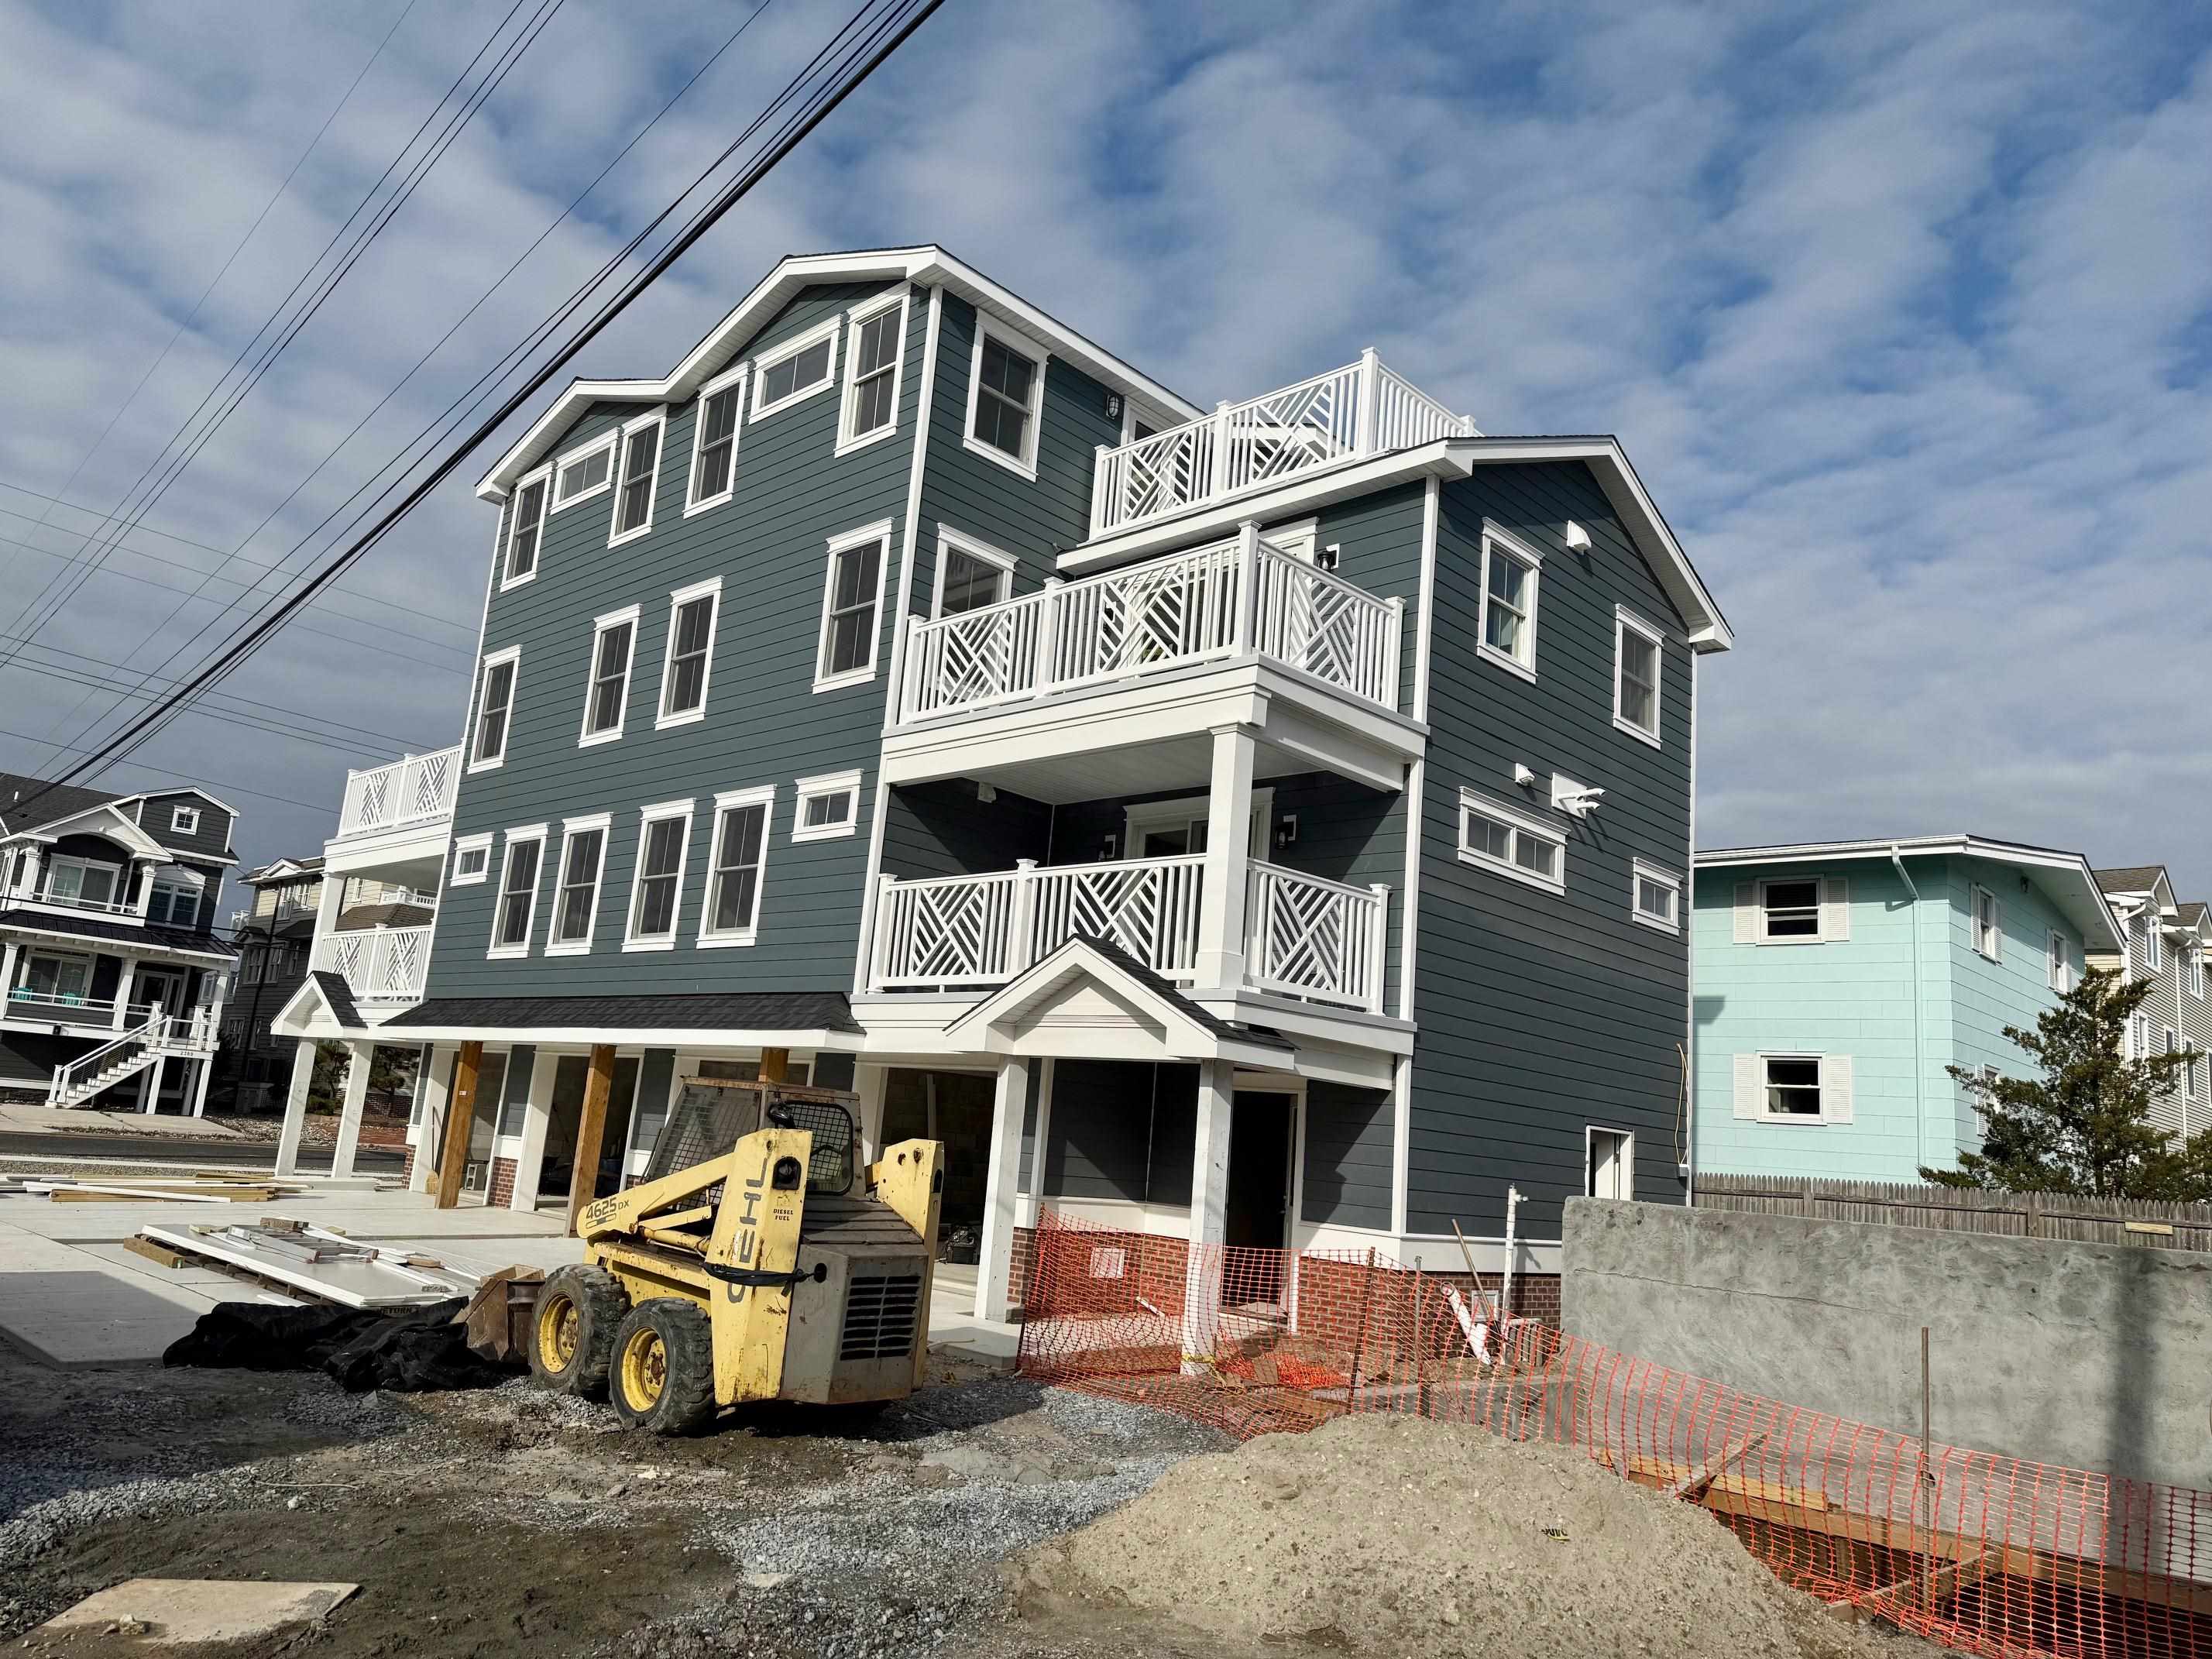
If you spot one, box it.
[854,1062,890,1165]
[274,1038,318,1176]
[510,1050,557,1211]
[974,1053,1031,1323]
[0,939,19,1005]
[1182,1056,1235,1373]
[111,957,139,1029]
[187,1055,215,1118]
[410,1045,449,1194]
[136,1055,165,1115]
[1194,723,1259,991]
[329,1039,373,1178]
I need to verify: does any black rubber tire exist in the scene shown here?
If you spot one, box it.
[607,1299,717,1437]
[528,1264,629,1400]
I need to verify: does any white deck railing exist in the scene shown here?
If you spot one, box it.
[898,529,1402,723]
[867,855,1386,1012]
[1091,349,1476,537]
[337,745,460,837]
[318,926,432,1003]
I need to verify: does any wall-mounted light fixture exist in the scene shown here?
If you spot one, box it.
[1274,813,1300,851]
[1106,393,1124,422]
[977,781,998,804]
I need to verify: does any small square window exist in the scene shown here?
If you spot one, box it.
[170,805,201,835]
[1764,1056,1822,1117]
[1476,526,1541,681]
[1630,860,1681,934]
[934,530,1014,617]
[1760,879,1821,939]
[451,835,493,885]
[792,771,862,842]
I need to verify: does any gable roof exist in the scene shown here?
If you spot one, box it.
[0,772,120,836]
[242,856,325,884]
[2094,865,2169,898]
[2177,901,2207,930]
[476,246,1207,500]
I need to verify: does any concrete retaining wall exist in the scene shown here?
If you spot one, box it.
[1562,1197,2212,1488]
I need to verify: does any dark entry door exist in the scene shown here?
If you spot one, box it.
[1224,1092,1294,1306]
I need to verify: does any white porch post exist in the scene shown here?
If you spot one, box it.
[136,1056,163,1115]
[274,1037,318,1176]
[187,1055,215,1118]
[974,1053,1031,1323]
[1194,724,1258,992]
[330,1039,373,1178]
[111,957,139,1029]
[853,1062,890,1165]
[1182,1056,1235,1373]
[410,1045,449,1194]
[0,939,18,1007]
[510,1050,556,1211]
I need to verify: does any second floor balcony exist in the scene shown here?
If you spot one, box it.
[335,746,460,841]
[314,925,431,1007]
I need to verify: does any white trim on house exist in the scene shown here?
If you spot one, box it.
[1754,874,1827,944]
[169,805,201,836]
[1630,857,1681,935]
[468,646,521,774]
[792,771,863,843]
[654,575,721,729]
[1474,520,1542,683]
[623,799,696,953]
[749,315,841,421]
[698,785,775,949]
[1612,604,1664,748]
[544,812,612,957]
[1455,785,1565,895]
[450,833,493,886]
[577,604,641,748]
[812,518,896,694]
[1733,1050,1853,1125]
[835,287,910,456]
[498,467,551,592]
[487,825,548,960]
[962,314,1049,482]
[1585,1124,1635,1199]
[682,363,747,517]
[551,430,618,514]
[929,526,1015,617]
[1120,788,1271,860]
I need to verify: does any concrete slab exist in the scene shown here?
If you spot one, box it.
[33,1578,359,1644]
[0,1102,254,1138]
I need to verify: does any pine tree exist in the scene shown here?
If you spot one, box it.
[1925,967,2210,1198]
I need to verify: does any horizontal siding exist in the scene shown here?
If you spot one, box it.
[1300,1080,1391,1229]
[881,780,1050,882]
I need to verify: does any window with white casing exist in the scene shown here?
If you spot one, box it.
[700,787,772,947]
[933,527,1015,617]
[500,470,548,589]
[1630,859,1681,935]
[489,829,547,958]
[2147,915,2162,973]
[1613,606,1663,746]
[451,833,493,886]
[964,319,1045,479]
[656,578,720,727]
[2048,930,2073,994]
[1972,884,2001,962]
[1732,1052,1854,1125]
[148,867,204,927]
[2132,1013,2148,1060]
[625,802,693,950]
[471,647,519,771]
[579,606,639,746]
[44,855,120,910]
[1586,1128,1633,1200]
[552,433,616,512]
[837,292,906,453]
[685,367,744,514]
[750,318,839,421]
[2192,945,2205,1000]
[1457,788,1566,895]
[546,816,609,955]
[170,805,201,835]
[1756,878,1823,942]
[609,412,664,545]
[792,771,861,843]
[1476,524,1541,681]
[814,520,892,692]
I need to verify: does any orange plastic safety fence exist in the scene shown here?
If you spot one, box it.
[1016,1211,2212,1659]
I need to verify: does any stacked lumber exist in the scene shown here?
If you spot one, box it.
[15,1176,297,1203]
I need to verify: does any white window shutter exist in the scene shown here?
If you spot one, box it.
[1733,884,1756,944]
[1733,1053,1759,1118]
[1822,878,1850,942]
[1822,1053,1854,1123]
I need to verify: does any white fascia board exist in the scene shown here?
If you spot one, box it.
[374,1024,864,1050]
[477,246,1202,500]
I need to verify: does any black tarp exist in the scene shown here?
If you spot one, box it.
[163,1298,513,1392]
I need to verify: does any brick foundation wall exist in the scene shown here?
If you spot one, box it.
[400,1146,416,1186]
[487,1156,517,1210]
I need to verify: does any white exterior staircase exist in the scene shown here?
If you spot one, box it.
[45,1009,217,1108]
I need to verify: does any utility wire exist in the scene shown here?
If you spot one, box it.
[0,729,339,815]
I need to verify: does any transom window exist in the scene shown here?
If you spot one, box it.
[472,651,518,769]
[658,580,720,726]
[490,832,545,957]
[840,297,904,448]
[1630,860,1681,934]
[553,436,614,509]
[626,805,692,948]
[688,372,744,510]
[967,323,1043,476]
[1457,789,1566,895]
[1613,608,1662,744]
[610,414,663,544]
[1972,884,2001,960]
[702,789,773,945]
[452,835,492,884]
[792,771,861,843]
[1477,527,1541,678]
[815,523,891,691]
[1760,879,1822,939]
[935,529,1014,617]
[580,610,638,744]
[753,321,838,418]
[1764,1056,1822,1117]
[548,820,608,952]
[503,473,548,586]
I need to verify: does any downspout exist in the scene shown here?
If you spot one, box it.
[1890,844,1925,1170]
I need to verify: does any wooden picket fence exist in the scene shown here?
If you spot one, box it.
[1693,1173,2212,1252]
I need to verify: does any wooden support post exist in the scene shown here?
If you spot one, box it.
[435,1040,482,1210]
[758,1047,789,1083]
[566,1044,617,1235]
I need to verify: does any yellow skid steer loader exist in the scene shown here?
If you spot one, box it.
[525,1080,943,1434]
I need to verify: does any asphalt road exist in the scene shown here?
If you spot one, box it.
[0,1130,406,1172]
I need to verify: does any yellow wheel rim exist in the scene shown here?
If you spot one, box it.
[620,1327,667,1410]
[538,1294,579,1370]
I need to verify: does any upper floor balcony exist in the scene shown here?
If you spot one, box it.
[335,747,460,841]
[1089,350,1476,539]
[314,924,431,1011]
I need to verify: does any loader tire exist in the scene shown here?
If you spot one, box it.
[608,1299,716,1436]
[530,1265,628,1399]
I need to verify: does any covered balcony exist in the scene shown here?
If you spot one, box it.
[1089,349,1475,538]
[314,924,431,1009]
[332,745,459,849]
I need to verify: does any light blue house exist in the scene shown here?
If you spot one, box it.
[1692,836,2124,1183]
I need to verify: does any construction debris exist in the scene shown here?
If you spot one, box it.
[29,1579,360,1647]
[14,1176,295,1203]
[163,1298,514,1393]
[138,1220,479,1309]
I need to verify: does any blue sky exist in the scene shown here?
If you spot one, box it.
[1,0,2208,898]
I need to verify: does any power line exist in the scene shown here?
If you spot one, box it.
[0,728,342,815]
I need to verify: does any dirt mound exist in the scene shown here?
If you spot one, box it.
[1013,1413,1920,1659]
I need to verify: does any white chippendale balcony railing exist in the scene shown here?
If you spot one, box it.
[1092,349,1477,538]
[316,926,431,1004]
[898,527,1403,723]
[336,745,460,838]
[868,854,1388,1013]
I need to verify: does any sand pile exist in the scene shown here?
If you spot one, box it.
[1013,1413,1922,1659]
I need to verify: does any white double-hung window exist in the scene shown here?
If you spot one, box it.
[1475,524,1541,680]
[1613,606,1663,746]
[579,606,639,746]
[933,528,1014,617]
[609,411,665,545]
[1733,1053,1854,1124]
[489,827,547,958]
[470,647,520,771]
[964,320,1045,479]
[814,520,893,692]
[500,470,549,589]
[837,292,907,452]
[700,786,774,947]
[546,814,610,955]
[1457,788,1566,895]
[1972,884,2001,961]
[624,801,693,950]
[2048,930,2073,993]
[685,367,745,513]
[657,578,720,727]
